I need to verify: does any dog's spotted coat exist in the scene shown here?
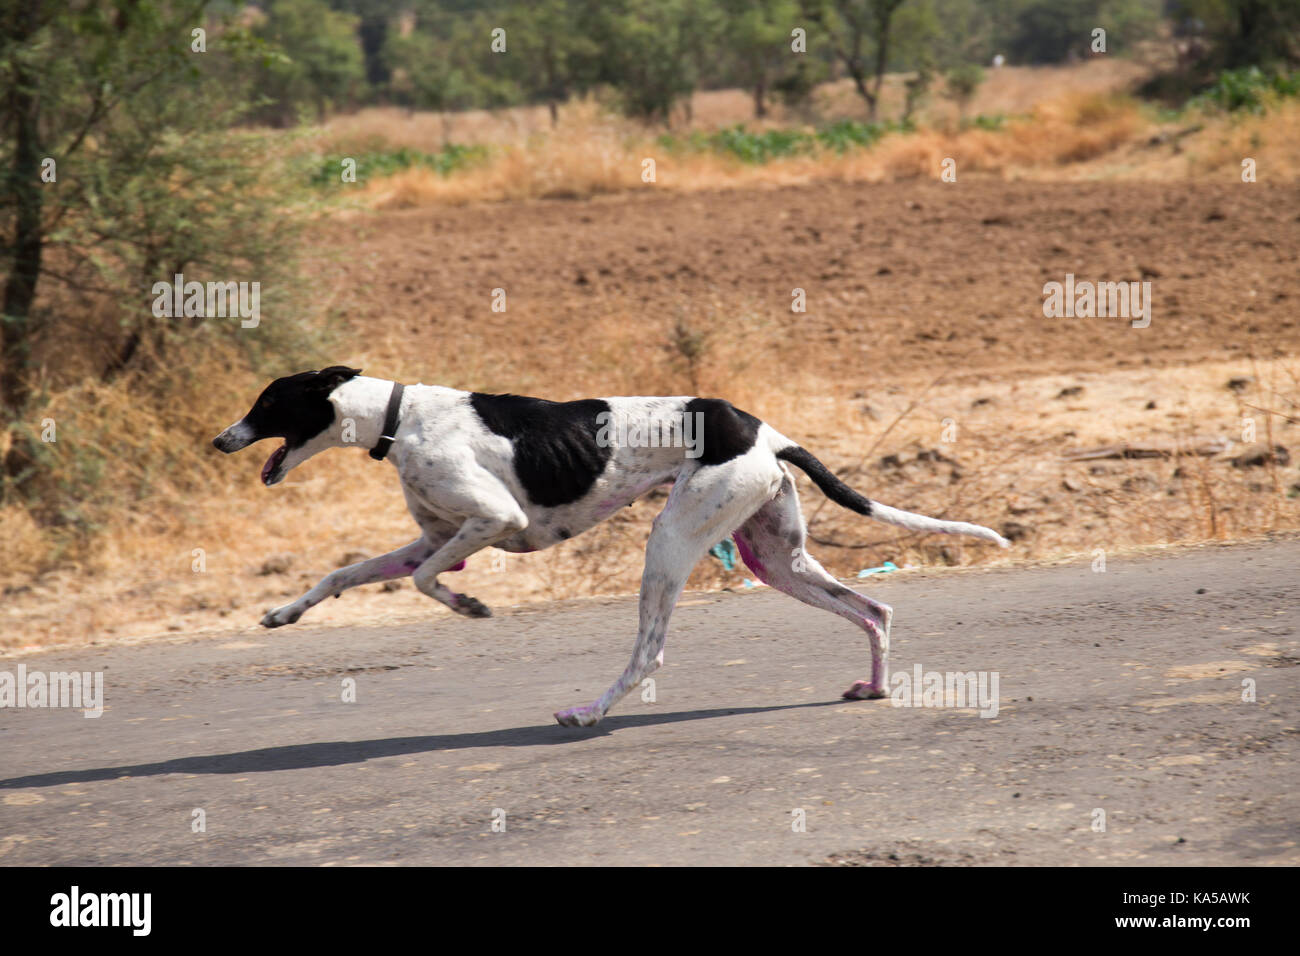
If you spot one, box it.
[214,368,1008,726]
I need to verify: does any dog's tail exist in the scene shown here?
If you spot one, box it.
[774,444,1010,548]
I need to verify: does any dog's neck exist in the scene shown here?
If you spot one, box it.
[328,376,401,451]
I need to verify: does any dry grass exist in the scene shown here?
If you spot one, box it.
[308,53,1298,211]
[333,91,1300,211]
[1190,98,1300,180]
[339,92,1149,210]
[319,57,1153,149]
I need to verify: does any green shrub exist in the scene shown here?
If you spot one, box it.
[657,119,912,164]
[309,144,489,187]
[815,119,908,152]
[710,125,814,162]
[965,113,1007,131]
[1191,67,1300,114]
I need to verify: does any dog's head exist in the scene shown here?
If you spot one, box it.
[212,366,361,485]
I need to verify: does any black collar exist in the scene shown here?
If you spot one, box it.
[369,382,405,461]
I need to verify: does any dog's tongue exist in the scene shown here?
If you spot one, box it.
[261,445,286,484]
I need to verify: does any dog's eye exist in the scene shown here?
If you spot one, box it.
[261,398,274,409]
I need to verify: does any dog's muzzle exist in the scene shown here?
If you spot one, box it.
[212,421,256,453]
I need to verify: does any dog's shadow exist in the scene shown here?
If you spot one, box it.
[0,700,849,790]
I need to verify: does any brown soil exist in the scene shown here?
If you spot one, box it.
[323,179,1300,390]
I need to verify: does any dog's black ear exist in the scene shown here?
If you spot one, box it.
[313,366,362,392]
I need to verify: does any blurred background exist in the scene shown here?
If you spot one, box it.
[1,0,1297,647]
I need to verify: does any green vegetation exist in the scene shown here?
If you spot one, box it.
[657,118,910,162]
[1174,0,1300,72]
[249,0,367,126]
[15,1,1275,133]
[816,117,912,151]
[965,112,1008,130]
[1189,66,1300,114]
[252,0,1247,126]
[309,144,490,187]
[944,62,985,118]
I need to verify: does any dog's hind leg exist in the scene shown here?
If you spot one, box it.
[732,472,894,700]
[555,457,784,727]
[261,537,438,628]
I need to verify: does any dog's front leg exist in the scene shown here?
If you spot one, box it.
[262,537,437,628]
[411,511,526,618]
[553,566,674,727]
[554,468,735,727]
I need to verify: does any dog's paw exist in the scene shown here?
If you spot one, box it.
[842,679,888,701]
[261,604,303,628]
[452,594,492,618]
[554,704,602,727]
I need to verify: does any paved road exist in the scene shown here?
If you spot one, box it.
[2,538,1297,866]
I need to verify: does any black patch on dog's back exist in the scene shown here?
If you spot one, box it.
[470,393,613,507]
[685,398,762,466]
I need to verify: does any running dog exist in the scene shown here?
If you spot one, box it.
[212,367,1008,726]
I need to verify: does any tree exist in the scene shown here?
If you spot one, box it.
[249,0,366,125]
[2,1,206,479]
[385,28,479,113]
[1,1,308,496]
[591,0,720,124]
[902,57,934,123]
[0,0,47,428]
[918,0,994,68]
[890,0,940,122]
[327,0,405,91]
[773,53,831,117]
[1175,0,1300,69]
[995,0,1161,65]
[1001,0,1098,64]
[508,0,600,126]
[720,0,802,118]
[383,13,492,141]
[944,61,984,118]
[803,0,910,120]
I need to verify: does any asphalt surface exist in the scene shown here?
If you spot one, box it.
[1,538,1297,866]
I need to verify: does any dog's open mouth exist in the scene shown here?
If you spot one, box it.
[261,445,287,485]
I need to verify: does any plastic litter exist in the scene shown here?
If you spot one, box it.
[709,539,738,571]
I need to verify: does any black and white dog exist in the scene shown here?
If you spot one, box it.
[213,367,1008,726]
